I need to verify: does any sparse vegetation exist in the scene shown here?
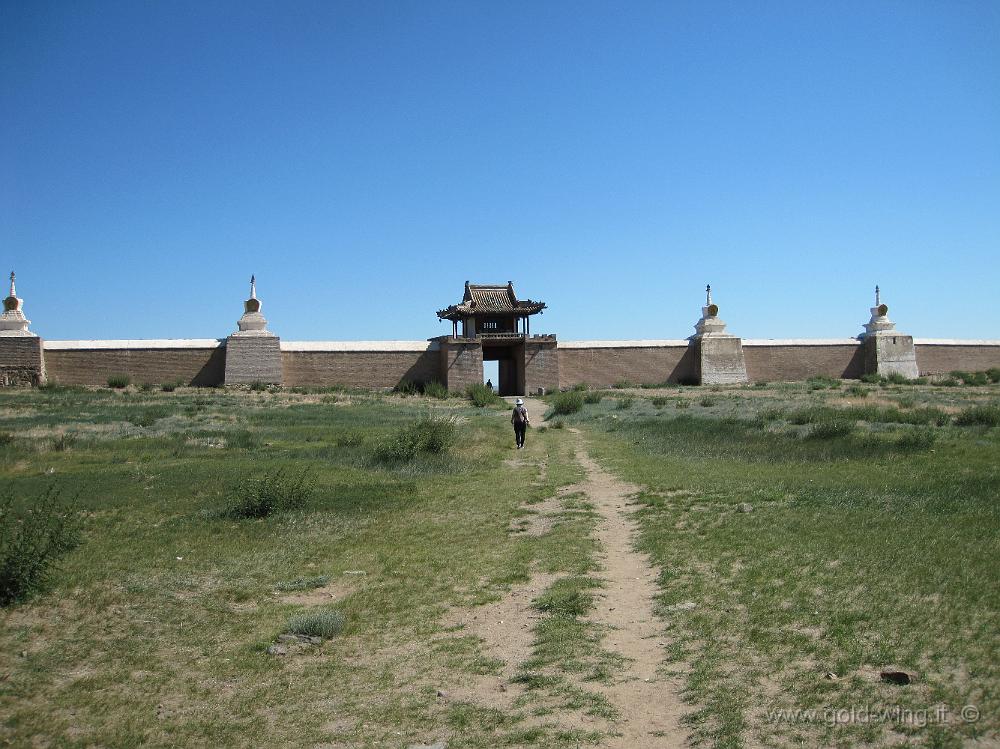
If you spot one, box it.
[465,382,504,408]
[284,608,345,639]
[106,374,130,389]
[225,469,313,518]
[423,380,449,399]
[0,487,81,606]
[548,390,583,416]
[371,415,458,462]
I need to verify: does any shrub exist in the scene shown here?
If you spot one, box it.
[161,381,179,392]
[372,416,458,463]
[805,420,854,440]
[107,375,130,389]
[139,382,155,392]
[894,429,937,450]
[987,368,1000,384]
[249,381,268,392]
[938,377,959,387]
[465,383,503,408]
[885,372,910,385]
[285,608,345,639]
[699,397,716,407]
[333,431,365,447]
[0,487,81,606]
[570,383,588,392]
[0,432,14,447]
[651,397,670,408]
[225,470,313,519]
[52,433,77,452]
[954,405,1000,427]
[392,380,422,396]
[423,380,449,400]
[846,384,868,398]
[549,390,583,416]
[675,401,690,409]
[860,373,884,384]
[616,396,634,410]
[550,419,565,429]
[582,391,603,404]
[612,381,634,389]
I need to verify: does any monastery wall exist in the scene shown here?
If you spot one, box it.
[281,342,440,389]
[9,338,1000,391]
[558,341,697,388]
[42,341,225,387]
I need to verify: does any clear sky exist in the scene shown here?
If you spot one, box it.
[2,1,998,342]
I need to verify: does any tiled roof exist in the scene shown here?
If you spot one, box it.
[437,281,546,320]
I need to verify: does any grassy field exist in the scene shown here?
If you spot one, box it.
[562,378,1000,748]
[1,377,998,748]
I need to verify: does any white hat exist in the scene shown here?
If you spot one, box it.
[515,398,524,405]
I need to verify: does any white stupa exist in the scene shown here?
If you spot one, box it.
[0,272,36,337]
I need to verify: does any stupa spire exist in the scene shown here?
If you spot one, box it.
[0,269,33,336]
[250,274,257,300]
[9,271,15,298]
[875,284,880,306]
[706,284,712,306]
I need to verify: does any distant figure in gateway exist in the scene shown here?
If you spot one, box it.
[485,378,494,392]
[511,398,530,450]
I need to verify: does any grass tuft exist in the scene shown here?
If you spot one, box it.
[284,608,345,639]
[549,391,584,416]
[225,469,313,519]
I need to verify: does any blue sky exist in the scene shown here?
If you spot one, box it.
[2,1,998,341]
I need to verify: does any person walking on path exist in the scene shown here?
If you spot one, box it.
[511,398,530,449]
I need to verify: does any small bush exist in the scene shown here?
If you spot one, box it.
[0,432,14,447]
[549,391,583,416]
[616,396,634,410]
[393,380,422,396]
[139,382,155,392]
[550,419,565,429]
[225,470,313,519]
[249,381,268,392]
[582,391,603,405]
[333,431,365,447]
[885,372,910,385]
[612,381,634,389]
[675,401,690,409]
[1,487,81,606]
[894,429,937,450]
[846,384,868,398]
[372,416,458,463]
[938,377,959,387]
[52,433,77,452]
[161,381,179,392]
[285,608,345,639]
[805,420,854,440]
[699,397,716,407]
[423,381,449,400]
[466,383,503,408]
[860,373,884,384]
[651,397,670,408]
[955,405,1000,427]
[570,383,588,392]
[987,368,1000,384]
[107,375,130,389]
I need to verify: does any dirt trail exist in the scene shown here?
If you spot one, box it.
[443,400,688,745]
[567,431,688,747]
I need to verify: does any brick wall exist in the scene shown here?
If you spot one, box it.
[439,340,483,392]
[281,349,439,388]
[225,335,282,385]
[558,345,696,387]
[523,340,559,394]
[914,343,1000,375]
[743,343,865,382]
[43,346,225,387]
[0,337,45,385]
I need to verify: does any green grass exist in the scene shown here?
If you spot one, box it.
[1,380,998,747]
[587,381,1000,748]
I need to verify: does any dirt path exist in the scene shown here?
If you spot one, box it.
[569,432,689,747]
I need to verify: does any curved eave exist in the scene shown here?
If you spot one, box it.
[436,302,546,321]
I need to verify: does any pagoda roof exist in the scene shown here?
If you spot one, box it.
[437,281,546,321]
